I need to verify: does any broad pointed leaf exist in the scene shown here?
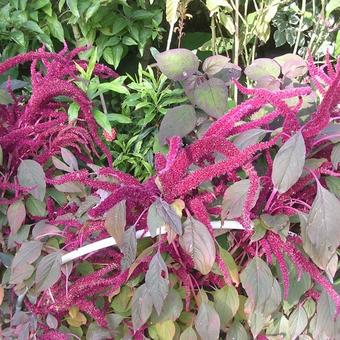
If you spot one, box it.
[131,283,153,331]
[105,200,126,247]
[155,49,199,81]
[245,58,281,81]
[194,78,228,118]
[222,179,259,220]
[304,184,340,269]
[195,302,220,340]
[158,105,196,145]
[18,160,46,201]
[289,306,308,340]
[179,216,216,275]
[120,226,137,271]
[272,132,306,194]
[35,252,62,293]
[145,252,169,315]
[7,200,26,235]
[233,129,267,150]
[226,321,249,340]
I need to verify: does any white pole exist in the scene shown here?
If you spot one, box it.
[61,220,249,264]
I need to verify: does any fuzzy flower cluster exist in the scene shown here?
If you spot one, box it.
[1,48,339,337]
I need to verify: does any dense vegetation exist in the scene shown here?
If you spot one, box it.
[0,1,339,339]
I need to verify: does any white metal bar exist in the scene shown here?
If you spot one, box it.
[61,220,248,264]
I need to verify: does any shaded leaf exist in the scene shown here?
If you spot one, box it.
[26,197,47,217]
[7,200,26,235]
[158,104,196,145]
[272,132,306,194]
[226,321,249,340]
[304,184,340,269]
[325,176,340,198]
[105,200,126,247]
[233,129,267,150]
[12,241,42,269]
[194,78,228,118]
[202,55,230,76]
[131,284,153,331]
[214,285,239,328]
[180,216,216,275]
[240,257,274,310]
[145,252,169,315]
[46,314,58,329]
[255,75,281,90]
[61,148,78,171]
[120,226,137,271]
[35,252,62,293]
[147,198,182,236]
[195,302,220,340]
[18,160,46,201]
[151,289,183,323]
[331,143,340,169]
[155,49,199,81]
[222,179,259,220]
[289,306,308,340]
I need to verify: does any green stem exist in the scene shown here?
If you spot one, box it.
[293,0,306,55]
[233,0,240,104]
[211,16,217,55]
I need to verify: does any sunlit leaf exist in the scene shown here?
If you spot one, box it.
[245,58,281,81]
[226,321,249,340]
[180,326,197,340]
[195,302,220,340]
[289,306,308,340]
[155,49,199,81]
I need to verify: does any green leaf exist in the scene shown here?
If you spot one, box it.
[22,21,44,34]
[289,306,308,340]
[103,45,124,69]
[158,104,197,145]
[68,102,80,122]
[206,0,232,14]
[222,179,259,220]
[304,184,340,269]
[244,58,281,81]
[107,114,131,124]
[179,216,216,275]
[98,77,130,95]
[18,159,46,201]
[214,286,239,328]
[155,48,199,81]
[145,252,169,315]
[313,290,339,339]
[147,198,182,237]
[104,200,126,247]
[226,321,249,340]
[131,283,153,330]
[46,14,64,42]
[151,289,183,323]
[217,246,239,285]
[331,143,340,169]
[7,200,26,235]
[26,196,47,217]
[66,0,79,17]
[272,132,306,194]
[35,252,62,293]
[120,226,137,271]
[180,326,197,340]
[93,109,112,134]
[166,0,180,25]
[85,2,100,21]
[195,302,220,340]
[326,0,340,16]
[111,17,127,35]
[194,78,228,118]
[240,257,274,311]
[325,176,340,198]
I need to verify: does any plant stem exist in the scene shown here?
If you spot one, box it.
[293,0,306,55]
[166,22,175,50]
[99,93,108,115]
[211,16,217,55]
[233,0,240,104]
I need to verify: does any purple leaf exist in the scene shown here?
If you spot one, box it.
[245,58,281,81]
[7,200,26,235]
[155,49,199,81]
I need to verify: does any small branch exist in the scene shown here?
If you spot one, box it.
[166,22,176,51]
[99,93,108,115]
[293,0,306,55]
